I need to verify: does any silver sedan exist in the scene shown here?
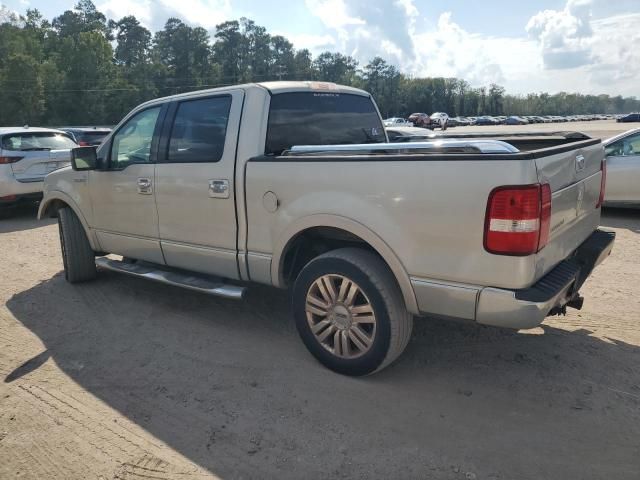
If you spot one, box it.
[603,128,640,207]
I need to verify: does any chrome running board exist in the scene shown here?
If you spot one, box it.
[95,257,245,300]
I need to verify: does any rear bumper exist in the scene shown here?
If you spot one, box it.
[0,192,43,206]
[476,229,615,329]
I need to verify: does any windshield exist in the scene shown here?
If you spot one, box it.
[265,92,386,155]
[1,132,77,151]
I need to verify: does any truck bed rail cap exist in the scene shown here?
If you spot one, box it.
[287,140,520,155]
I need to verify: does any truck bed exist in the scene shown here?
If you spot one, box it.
[247,131,604,295]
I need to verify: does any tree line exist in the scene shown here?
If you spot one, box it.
[0,1,638,127]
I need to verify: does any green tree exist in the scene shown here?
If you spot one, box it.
[154,18,212,92]
[0,54,45,124]
[313,52,358,84]
[111,15,151,67]
[52,0,110,39]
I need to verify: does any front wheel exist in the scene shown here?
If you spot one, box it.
[292,248,413,376]
[58,207,97,283]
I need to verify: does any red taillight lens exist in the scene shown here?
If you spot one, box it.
[78,141,90,146]
[0,156,24,164]
[596,159,606,208]
[484,184,552,256]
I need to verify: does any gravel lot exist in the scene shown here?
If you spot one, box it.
[0,120,639,479]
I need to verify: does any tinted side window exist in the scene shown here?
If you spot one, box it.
[265,92,386,155]
[167,96,232,163]
[111,107,161,169]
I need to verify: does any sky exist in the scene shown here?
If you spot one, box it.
[3,0,639,97]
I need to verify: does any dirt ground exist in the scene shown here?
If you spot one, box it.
[1,121,639,479]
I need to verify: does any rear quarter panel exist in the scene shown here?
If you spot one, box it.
[245,157,543,290]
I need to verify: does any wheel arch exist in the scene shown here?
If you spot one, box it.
[38,192,100,251]
[272,214,419,315]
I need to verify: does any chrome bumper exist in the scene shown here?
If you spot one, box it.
[476,229,616,329]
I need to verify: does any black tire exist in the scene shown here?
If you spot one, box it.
[292,248,413,376]
[58,207,97,283]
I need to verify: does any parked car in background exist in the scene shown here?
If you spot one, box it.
[407,113,433,129]
[475,116,499,126]
[617,113,640,123]
[603,128,640,207]
[386,126,433,142]
[505,116,529,125]
[61,127,112,146]
[383,117,413,127]
[1,127,76,208]
[430,112,449,130]
[448,116,471,127]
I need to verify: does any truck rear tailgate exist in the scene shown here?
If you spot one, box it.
[533,140,604,281]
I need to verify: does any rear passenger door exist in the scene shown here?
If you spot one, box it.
[155,91,243,279]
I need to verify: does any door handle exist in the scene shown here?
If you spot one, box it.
[137,177,153,195]
[209,179,230,198]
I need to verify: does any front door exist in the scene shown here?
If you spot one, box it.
[89,105,165,263]
[155,91,243,279]
[605,131,640,204]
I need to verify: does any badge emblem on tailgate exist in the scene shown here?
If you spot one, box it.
[575,154,586,171]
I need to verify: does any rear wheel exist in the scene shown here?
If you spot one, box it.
[292,248,413,376]
[58,207,97,283]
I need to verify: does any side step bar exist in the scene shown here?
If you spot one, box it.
[95,257,246,300]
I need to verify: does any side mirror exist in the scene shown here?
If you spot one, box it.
[71,146,98,171]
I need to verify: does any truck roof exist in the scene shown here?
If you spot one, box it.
[137,81,369,110]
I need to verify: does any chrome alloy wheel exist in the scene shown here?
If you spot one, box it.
[305,274,377,359]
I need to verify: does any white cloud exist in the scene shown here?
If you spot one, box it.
[276,32,336,51]
[587,13,640,95]
[304,0,418,65]
[98,0,232,31]
[305,0,365,29]
[301,0,638,96]
[526,0,594,69]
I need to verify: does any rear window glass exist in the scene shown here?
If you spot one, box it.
[76,131,110,144]
[265,92,386,155]
[80,131,110,138]
[1,132,77,151]
[167,96,232,163]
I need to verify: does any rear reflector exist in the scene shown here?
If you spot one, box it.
[484,184,552,256]
[0,156,24,164]
[596,159,606,208]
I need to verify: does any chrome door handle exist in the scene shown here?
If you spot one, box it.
[209,179,230,198]
[137,177,153,195]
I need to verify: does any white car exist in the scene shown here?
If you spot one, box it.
[0,127,76,209]
[603,128,640,207]
[383,117,413,127]
[430,112,449,129]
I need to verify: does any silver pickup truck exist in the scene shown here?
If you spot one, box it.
[39,81,615,375]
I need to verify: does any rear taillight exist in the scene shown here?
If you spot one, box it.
[596,159,606,208]
[484,184,552,256]
[78,141,90,146]
[0,156,23,164]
